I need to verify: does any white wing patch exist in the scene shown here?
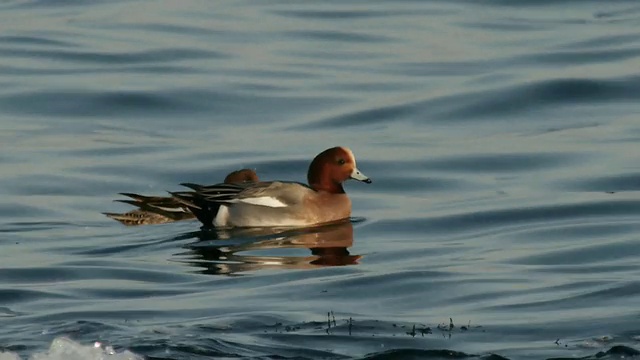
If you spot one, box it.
[233,196,288,208]
[214,205,230,227]
[152,205,189,213]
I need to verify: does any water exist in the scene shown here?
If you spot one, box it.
[1,0,640,359]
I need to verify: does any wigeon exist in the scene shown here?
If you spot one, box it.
[172,146,371,228]
[105,168,259,226]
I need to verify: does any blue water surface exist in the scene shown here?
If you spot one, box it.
[1,1,640,359]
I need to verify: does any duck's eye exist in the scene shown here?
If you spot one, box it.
[338,158,346,165]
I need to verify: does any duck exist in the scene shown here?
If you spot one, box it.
[104,168,259,226]
[172,146,371,228]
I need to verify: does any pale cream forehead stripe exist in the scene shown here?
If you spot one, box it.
[343,147,356,165]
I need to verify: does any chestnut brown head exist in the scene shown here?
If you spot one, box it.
[307,146,371,193]
[224,168,259,184]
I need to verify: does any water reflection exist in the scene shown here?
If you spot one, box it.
[178,221,360,275]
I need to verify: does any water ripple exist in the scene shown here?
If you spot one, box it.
[0,266,192,284]
[290,76,640,131]
[0,47,226,64]
[283,30,394,43]
[0,35,75,47]
[367,199,640,236]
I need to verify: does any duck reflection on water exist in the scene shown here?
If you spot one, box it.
[177,220,361,275]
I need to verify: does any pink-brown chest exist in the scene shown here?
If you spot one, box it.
[301,191,352,224]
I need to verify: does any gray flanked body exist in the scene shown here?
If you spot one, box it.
[187,181,351,228]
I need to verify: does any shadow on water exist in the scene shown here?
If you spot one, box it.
[176,221,361,276]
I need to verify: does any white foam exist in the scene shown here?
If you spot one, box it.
[0,337,143,360]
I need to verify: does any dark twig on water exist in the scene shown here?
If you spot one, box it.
[461,320,470,331]
[419,326,432,336]
[406,324,417,338]
[326,312,331,334]
[348,317,353,336]
[554,338,568,347]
